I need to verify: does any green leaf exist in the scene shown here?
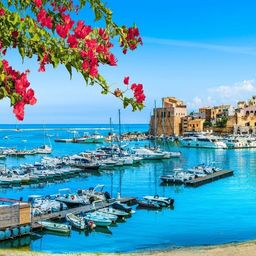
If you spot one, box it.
[65,64,72,79]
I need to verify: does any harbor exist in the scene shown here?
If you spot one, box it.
[0,123,253,254]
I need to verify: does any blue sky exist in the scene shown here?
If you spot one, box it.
[2,0,256,124]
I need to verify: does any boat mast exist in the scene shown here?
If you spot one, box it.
[109,117,113,148]
[154,100,157,148]
[118,109,121,155]
[161,99,168,150]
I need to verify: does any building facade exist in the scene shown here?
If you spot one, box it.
[149,97,187,136]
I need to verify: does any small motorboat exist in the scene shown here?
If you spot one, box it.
[38,221,71,233]
[143,195,175,207]
[98,207,130,218]
[94,211,118,223]
[136,199,161,209]
[84,213,112,227]
[66,213,95,230]
[112,202,134,214]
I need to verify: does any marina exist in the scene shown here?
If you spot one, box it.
[0,124,253,253]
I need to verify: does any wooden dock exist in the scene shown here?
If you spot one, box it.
[185,170,234,187]
[31,201,111,229]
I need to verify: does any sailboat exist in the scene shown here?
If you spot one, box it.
[34,125,52,154]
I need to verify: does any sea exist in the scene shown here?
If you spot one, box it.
[0,124,255,253]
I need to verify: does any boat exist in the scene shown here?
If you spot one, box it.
[56,188,88,207]
[93,211,118,223]
[98,207,130,218]
[136,199,162,209]
[34,145,52,154]
[112,202,134,213]
[66,213,95,230]
[75,132,105,144]
[179,134,227,149]
[143,195,174,207]
[37,221,71,233]
[84,213,112,227]
[132,147,165,160]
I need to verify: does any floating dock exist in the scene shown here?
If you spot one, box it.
[185,170,234,187]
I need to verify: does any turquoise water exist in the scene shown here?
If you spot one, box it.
[0,124,256,253]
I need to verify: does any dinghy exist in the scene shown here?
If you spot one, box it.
[38,221,71,233]
[66,213,95,230]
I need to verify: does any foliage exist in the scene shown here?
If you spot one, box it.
[216,116,228,128]
[0,0,145,120]
[203,121,212,127]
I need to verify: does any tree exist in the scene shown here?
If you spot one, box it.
[0,0,145,120]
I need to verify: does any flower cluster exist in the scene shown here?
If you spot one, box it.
[0,0,144,120]
[131,83,145,103]
[0,59,37,120]
[122,76,145,104]
[120,27,143,54]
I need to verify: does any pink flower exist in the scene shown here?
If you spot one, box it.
[33,0,42,8]
[0,8,5,16]
[123,76,129,85]
[67,34,78,48]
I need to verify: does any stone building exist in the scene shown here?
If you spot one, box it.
[181,116,205,133]
[149,97,187,136]
[226,96,256,134]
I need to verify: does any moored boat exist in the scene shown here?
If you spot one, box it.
[37,221,71,233]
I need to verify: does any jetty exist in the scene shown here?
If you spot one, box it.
[31,200,111,229]
[185,170,234,187]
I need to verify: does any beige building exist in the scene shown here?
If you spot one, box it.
[181,116,205,133]
[227,96,256,134]
[149,97,187,136]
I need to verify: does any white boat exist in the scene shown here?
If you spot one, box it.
[34,145,52,154]
[132,147,165,160]
[38,221,71,233]
[143,195,174,206]
[93,211,118,223]
[98,207,130,217]
[56,188,87,206]
[66,213,95,230]
[84,213,112,227]
[179,135,227,149]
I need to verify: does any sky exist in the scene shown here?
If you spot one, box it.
[2,0,256,124]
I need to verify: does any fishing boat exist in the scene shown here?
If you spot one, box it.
[38,221,71,233]
[143,195,175,207]
[66,213,95,230]
[98,207,130,217]
[84,213,112,227]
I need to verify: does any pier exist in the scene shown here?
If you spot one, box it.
[31,200,112,229]
[185,170,234,187]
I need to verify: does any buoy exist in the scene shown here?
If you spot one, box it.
[4,228,11,239]
[25,225,31,234]
[0,231,5,240]
[12,227,19,237]
[20,226,26,235]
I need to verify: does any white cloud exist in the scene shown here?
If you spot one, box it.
[209,80,256,98]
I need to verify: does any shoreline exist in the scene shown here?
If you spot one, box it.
[2,240,256,256]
